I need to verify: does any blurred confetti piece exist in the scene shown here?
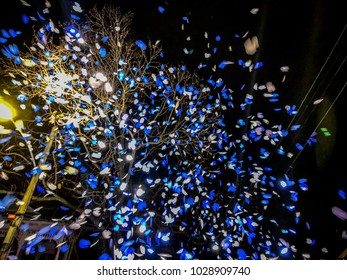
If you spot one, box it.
[280,66,289,72]
[320,127,331,137]
[218,60,234,69]
[250,8,259,14]
[332,206,347,220]
[20,0,31,6]
[313,98,323,105]
[158,6,165,13]
[338,189,346,200]
[266,81,276,92]
[244,36,259,55]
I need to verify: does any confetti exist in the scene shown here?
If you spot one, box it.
[0,0,326,261]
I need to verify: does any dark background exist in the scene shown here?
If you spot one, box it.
[1,0,346,259]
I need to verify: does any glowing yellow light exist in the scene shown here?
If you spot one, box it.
[0,102,16,120]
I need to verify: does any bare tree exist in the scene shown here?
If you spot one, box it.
[0,4,233,259]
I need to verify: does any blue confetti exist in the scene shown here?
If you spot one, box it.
[78,239,91,249]
[22,14,29,24]
[99,48,106,58]
[135,40,147,50]
[338,189,346,200]
[158,6,165,13]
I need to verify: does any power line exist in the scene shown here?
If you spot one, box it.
[267,23,347,164]
[285,24,346,134]
[285,81,347,174]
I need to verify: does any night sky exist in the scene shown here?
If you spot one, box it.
[0,0,346,259]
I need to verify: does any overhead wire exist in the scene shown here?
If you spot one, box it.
[285,80,347,174]
[267,23,347,166]
[287,43,347,134]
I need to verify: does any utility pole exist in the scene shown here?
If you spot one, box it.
[0,126,58,260]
